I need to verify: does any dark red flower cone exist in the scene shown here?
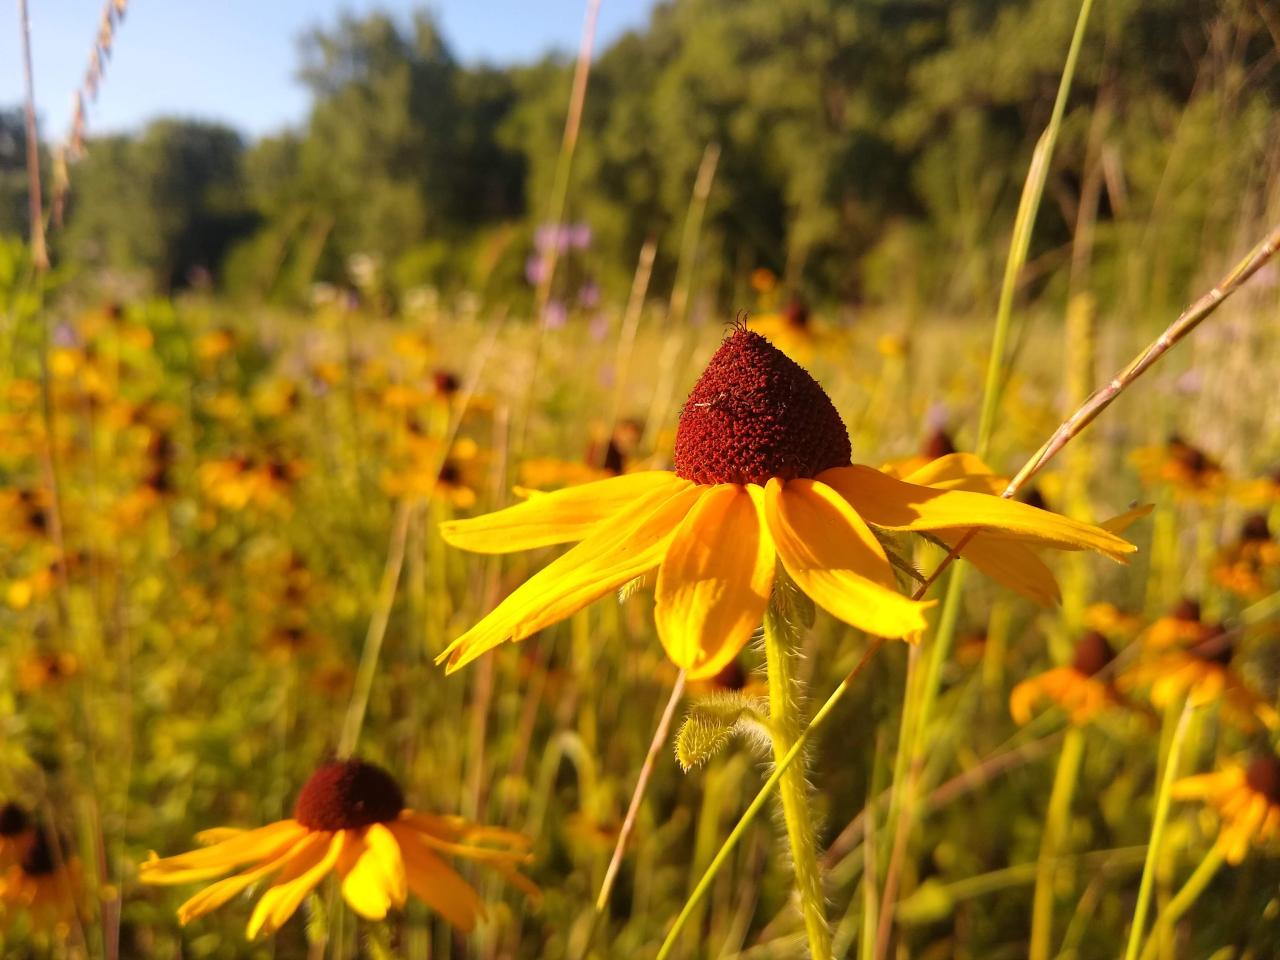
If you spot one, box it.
[674,327,851,485]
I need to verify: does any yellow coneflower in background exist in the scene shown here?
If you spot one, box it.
[439,327,1135,679]
[140,759,535,939]
[1213,514,1280,600]
[1010,631,1123,725]
[1120,625,1278,731]
[17,652,79,692]
[0,829,82,935]
[1174,754,1280,864]
[1131,434,1226,501]
[1142,598,1214,651]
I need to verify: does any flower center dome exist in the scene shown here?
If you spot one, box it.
[674,327,851,485]
[294,760,405,831]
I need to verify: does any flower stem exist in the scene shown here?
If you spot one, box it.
[1124,701,1193,960]
[763,588,832,960]
[1029,724,1085,960]
[1137,845,1226,960]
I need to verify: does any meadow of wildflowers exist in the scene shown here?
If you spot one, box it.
[3,1,1280,959]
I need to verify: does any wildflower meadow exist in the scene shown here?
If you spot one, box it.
[1,1,1280,958]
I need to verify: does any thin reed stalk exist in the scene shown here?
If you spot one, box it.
[518,0,601,452]
[1124,701,1194,960]
[1137,846,1226,960]
[1029,725,1086,960]
[586,669,687,951]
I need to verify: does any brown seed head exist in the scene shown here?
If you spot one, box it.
[920,428,956,461]
[0,803,29,837]
[293,760,405,831]
[1071,631,1115,677]
[1246,755,1280,805]
[673,327,850,485]
[20,830,56,876]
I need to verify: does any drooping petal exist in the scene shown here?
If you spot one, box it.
[400,811,530,852]
[902,453,1006,495]
[763,478,933,638]
[438,483,703,672]
[439,472,689,553]
[140,821,309,885]
[935,530,1062,606]
[654,484,775,678]
[820,466,1135,561]
[337,827,403,920]
[247,831,343,939]
[389,822,482,932]
[177,834,314,925]
[1100,503,1154,535]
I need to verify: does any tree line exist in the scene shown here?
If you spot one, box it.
[1,0,1276,315]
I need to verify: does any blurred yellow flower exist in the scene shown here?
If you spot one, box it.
[0,830,82,935]
[1174,755,1280,864]
[140,759,535,938]
[1213,515,1280,600]
[1010,631,1122,725]
[1131,435,1226,501]
[1120,626,1278,731]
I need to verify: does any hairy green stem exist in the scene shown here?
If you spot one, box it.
[763,588,832,959]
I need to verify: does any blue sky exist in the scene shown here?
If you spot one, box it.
[1,1,658,140]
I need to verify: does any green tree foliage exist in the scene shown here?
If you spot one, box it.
[0,109,32,240]
[6,1,1277,308]
[59,119,254,289]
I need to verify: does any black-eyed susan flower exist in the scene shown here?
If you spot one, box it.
[1010,631,1122,725]
[1214,515,1280,600]
[1174,754,1280,864]
[140,759,534,938]
[1143,598,1214,651]
[439,327,1135,679]
[1132,434,1226,501]
[1120,625,1278,731]
[0,829,82,934]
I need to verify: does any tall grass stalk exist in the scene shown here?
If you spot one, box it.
[1029,725,1086,960]
[1124,701,1194,960]
[642,142,720,452]
[337,319,500,757]
[586,669,687,953]
[877,4,1097,941]
[1137,846,1226,960]
[518,0,600,452]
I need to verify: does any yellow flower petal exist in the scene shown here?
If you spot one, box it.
[820,465,1135,561]
[389,822,482,932]
[439,471,689,553]
[902,453,1006,495]
[654,484,775,679]
[140,821,308,885]
[438,483,702,672]
[937,530,1061,606]
[338,829,398,921]
[177,834,312,925]
[247,832,343,939]
[763,478,933,639]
